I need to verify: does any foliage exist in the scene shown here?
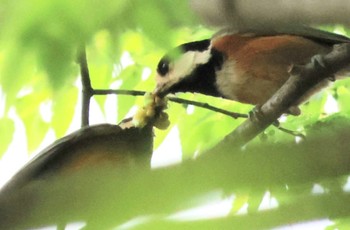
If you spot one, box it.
[1,0,350,229]
[2,122,350,229]
[0,0,198,155]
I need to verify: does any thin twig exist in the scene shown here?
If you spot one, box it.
[168,97,248,119]
[275,125,306,139]
[78,45,93,127]
[94,88,303,136]
[93,89,145,96]
[95,88,306,136]
[93,89,248,119]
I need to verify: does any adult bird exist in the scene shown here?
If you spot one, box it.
[154,26,350,115]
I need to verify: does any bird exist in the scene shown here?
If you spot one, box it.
[154,26,350,115]
[0,122,154,230]
[0,123,153,196]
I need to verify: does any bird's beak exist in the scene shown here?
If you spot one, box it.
[153,83,170,98]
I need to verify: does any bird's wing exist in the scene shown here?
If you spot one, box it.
[214,25,350,45]
[0,123,153,195]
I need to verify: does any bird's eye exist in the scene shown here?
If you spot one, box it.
[157,59,170,76]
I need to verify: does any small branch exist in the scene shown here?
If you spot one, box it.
[96,88,301,135]
[212,43,350,150]
[93,89,145,97]
[93,89,248,119]
[78,45,93,127]
[168,97,247,119]
[276,126,306,140]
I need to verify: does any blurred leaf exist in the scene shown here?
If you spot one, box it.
[0,46,37,107]
[231,194,248,213]
[87,31,120,110]
[52,86,78,137]
[133,0,194,49]
[327,218,350,230]
[0,118,15,157]
[336,85,350,113]
[305,114,350,138]
[0,0,195,101]
[116,65,143,120]
[16,91,50,151]
[25,115,50,152]
[177,94,244,157]
[247,190,265,213]
[3,124,350,229]
[91,31,119,74]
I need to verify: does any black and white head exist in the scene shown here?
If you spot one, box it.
[154,39,224,98]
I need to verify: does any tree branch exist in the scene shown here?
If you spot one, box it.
[168,97,248,119]
[93,89,248,119]
[190,0,350,28]
[93,89,145,97]
[212,43,350,150]
[77,45,93,127]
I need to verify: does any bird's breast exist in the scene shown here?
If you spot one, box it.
[215,59,283,105]
[212,34,332,105]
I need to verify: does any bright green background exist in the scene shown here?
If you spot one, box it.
[1,1,350,229]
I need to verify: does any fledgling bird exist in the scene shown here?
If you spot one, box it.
[154,26,350,115]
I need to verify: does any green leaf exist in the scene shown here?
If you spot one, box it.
[305,114,350,138]
[15,91,50,151]
[176,94,245,156]
[116,65,143,120]
[0,118,15,157]
[231,194,249,213]
[0,45,37,107]
[52,86,78,137]
[87,31,120,111]
[336,85,350,113]
[25,114,50,152]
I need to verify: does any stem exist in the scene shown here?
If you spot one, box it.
[168,97,247,119]
[93,89,248,119]
[93,89,145,96]
[78,46,93,127]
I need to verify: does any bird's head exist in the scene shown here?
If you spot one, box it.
[154,39,224,98]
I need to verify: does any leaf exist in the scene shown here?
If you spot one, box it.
[25,114,50,152]
[231,194,249,213]
[0,45,37,107]
[305,114,350,138]
[87,31,119,110]
[336,85,350,113]
[327,218,350,230]
[133,2,175,49]
[15,91,50,151]
[247,189,265,213]
[116,65,143,120]
[176,94,245,157]
[0,118,15,157]
[52,86,79,137]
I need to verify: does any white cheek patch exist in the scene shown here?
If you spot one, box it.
[194,48,211,65]
[171,48,212,82]
[155,47,212,93]
[172,52,196,79]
